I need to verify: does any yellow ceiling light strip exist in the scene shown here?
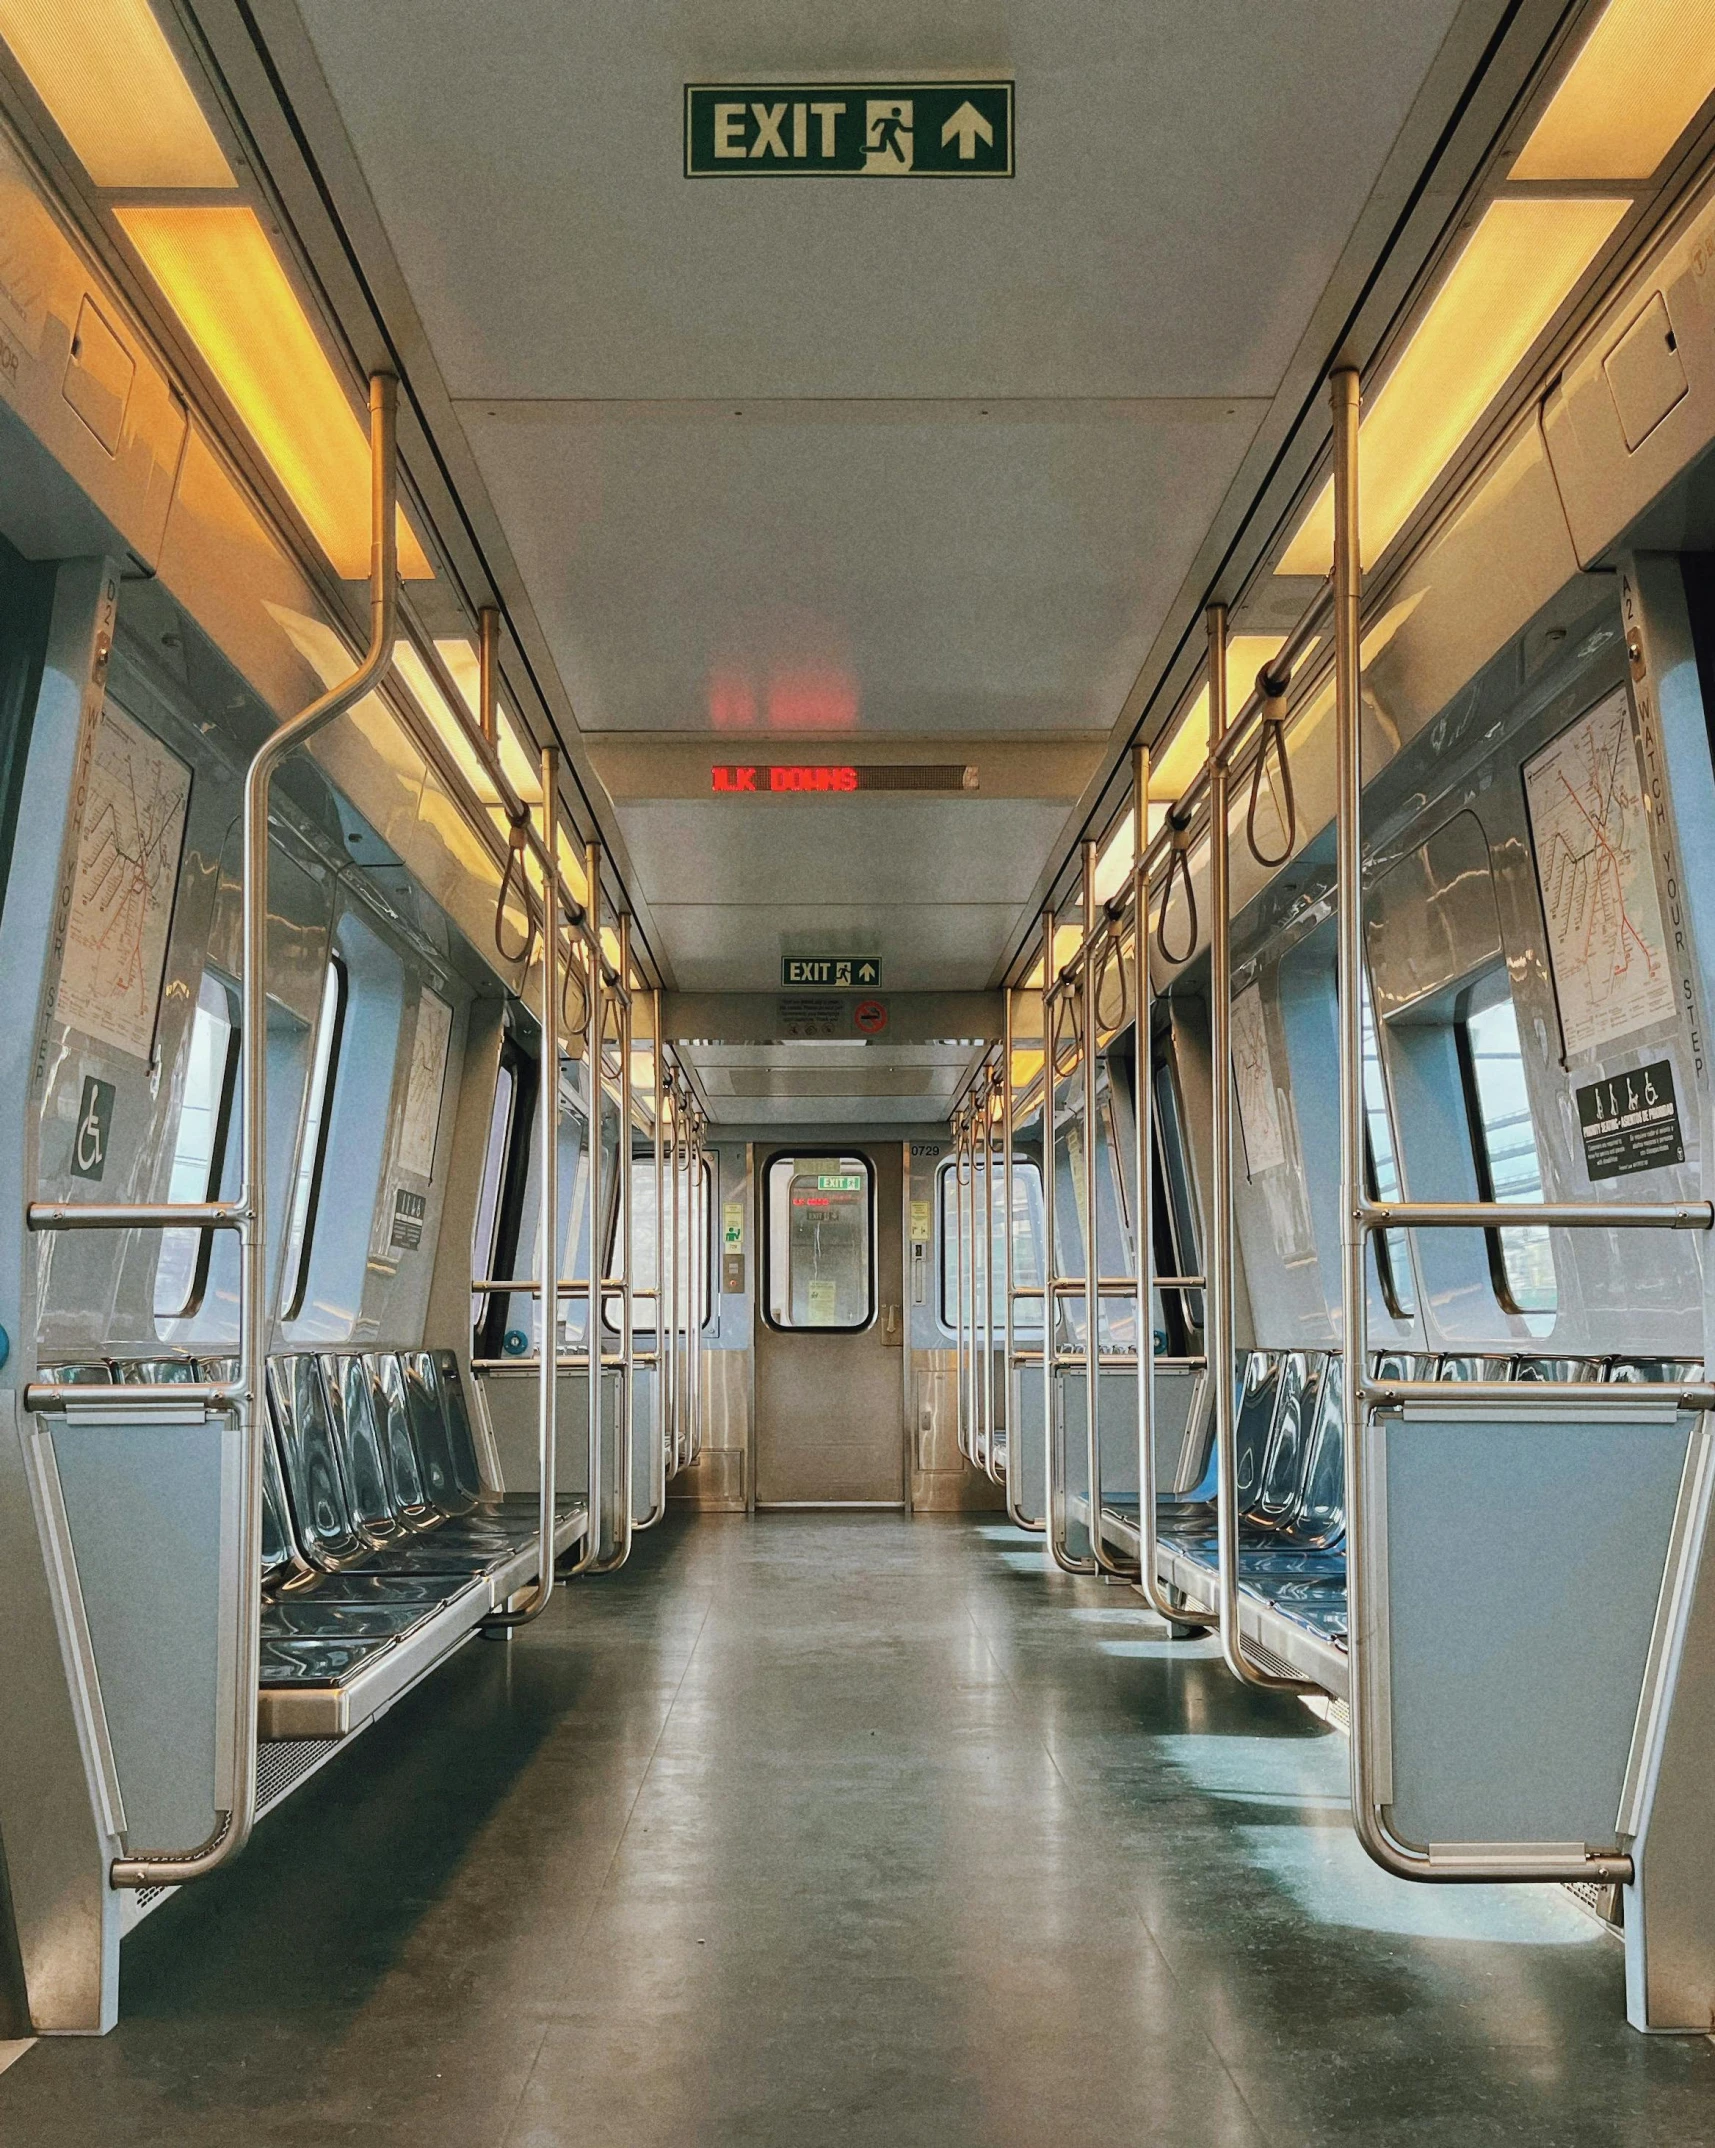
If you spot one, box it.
[1512,0,1715,181]
[0,0,234,188]
[434,637,542,803]
[115,205,433,579]
[1278,196,1625,577]
[392,642,503,810]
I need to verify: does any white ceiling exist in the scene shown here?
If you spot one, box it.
[290,0,1470,1088]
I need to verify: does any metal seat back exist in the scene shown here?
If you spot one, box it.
[266,1355,365,1568]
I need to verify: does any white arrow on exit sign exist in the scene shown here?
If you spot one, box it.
[941,101,993,159]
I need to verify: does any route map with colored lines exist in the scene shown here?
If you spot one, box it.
[1523,687,1674,1058]
[54,702,191,1060]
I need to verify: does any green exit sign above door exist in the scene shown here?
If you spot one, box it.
[685,83,1013,177]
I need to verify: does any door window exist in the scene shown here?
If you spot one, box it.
[764,1153,873,1330]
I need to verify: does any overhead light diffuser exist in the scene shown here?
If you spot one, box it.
[116,205,433,579]
[1278,196,1625,577]
[434,637,542,803]
[0,0,234,188]
[1512,0,1715,181]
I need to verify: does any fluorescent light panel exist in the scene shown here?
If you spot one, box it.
[116,205,432,580]
[1278,197,1625,576]
[1512,0,1715,180]
[434,638,542,803]
[0,0,233,187]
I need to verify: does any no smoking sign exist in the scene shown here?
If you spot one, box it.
[853,998,889,1036]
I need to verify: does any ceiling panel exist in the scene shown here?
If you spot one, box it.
[299,0,1463,402]
[649,901,1026,991]
[458,401,1265,738]
[615,797,1070,904]
[283,0,1474,1059]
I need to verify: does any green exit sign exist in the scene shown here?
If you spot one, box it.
[685,83,1013,178]
[782,956,882,988]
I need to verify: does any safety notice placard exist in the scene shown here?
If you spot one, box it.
[686,83,1013,177]
[1576,1059,1686,1180]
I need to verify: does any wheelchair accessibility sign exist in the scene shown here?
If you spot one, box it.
[1576,1059,1685,1180]
[70,1075,116,1182]
[686,83,1013,177]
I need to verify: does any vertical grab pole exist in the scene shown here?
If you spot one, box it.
[565,844,605,1575]
[1209,603,1313,1692]
[1045,905,1095,1574]
[1333,363,1382,1829]
[976,1082,992,1473]
[1002,985,1029,1526]
[972,1091,985,1470]
[488,748,562,1622]
[477,606,500,749]
[983,1084,1003,1483]
[693,1111,707,1459]
[666,1080,681,1469]
[635,988,666,1526]
[1084,839,1125,1575]
[954,1109,970,1460]
[1132,744,1203,1621]
[587,919,635,1570]
[113,375,399,1886]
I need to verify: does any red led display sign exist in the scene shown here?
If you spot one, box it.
[712,764,859,794]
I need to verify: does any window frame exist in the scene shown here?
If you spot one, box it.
[1453,975,1556,1319]
[281,956,349,1323]
[154,970,241,1322]
[1150,1041,1204,1350]
[936,1150,1044,1336]
[761,1149,876,1335]
[472,1031,535,1353]
[1359,980,1415,1322]
[605,1149,714,1335]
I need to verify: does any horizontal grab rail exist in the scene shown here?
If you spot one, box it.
[1363,1199,1713,1232]
[470,1353,632,1371]
[24,1380,242,1413]
[1364,1375,1715,1410]
[27,1200,247,1232]
[471,1277,606,1296]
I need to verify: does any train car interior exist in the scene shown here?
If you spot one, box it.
[5,2,1715,2142]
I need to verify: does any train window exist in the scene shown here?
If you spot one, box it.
[1361,981,1415,1319]
[937,1156,1044,1333]
[1152,1051,1203,1347]
[473,1035,536,1357]
[607,1154,713,1333]
[764,1152,873,1330]
[1456,981,1557,1317]
[154,972,240,1319]
[470,1051,519,1333]
[280,957,348,1321]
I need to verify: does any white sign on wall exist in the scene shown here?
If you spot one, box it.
[396,987,452,1179]
[54,701,190,1060]
[1524,687,1676,1057]
[1231,982,1285,1176]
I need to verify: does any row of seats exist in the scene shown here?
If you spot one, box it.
[45,1350,586,1705]
[1103,1349,1703,1663]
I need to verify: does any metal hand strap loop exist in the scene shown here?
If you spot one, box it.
[1093,927,1126,1033]
[1246,676,1297,868]
[1051,984,1081,1079]
[1156,815,1198,965]
[494,806,538,966]
[561,943,589,1034]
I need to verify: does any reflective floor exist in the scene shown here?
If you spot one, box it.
[1,1511,1711,2146]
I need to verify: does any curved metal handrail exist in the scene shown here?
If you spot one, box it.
[1326,365,1634,1885]
[485,746,566,1627]
[110,376,400,1886]
[1205,599,1315,1698]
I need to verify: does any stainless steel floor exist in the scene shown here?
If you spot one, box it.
[1,1511,1711,2145]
